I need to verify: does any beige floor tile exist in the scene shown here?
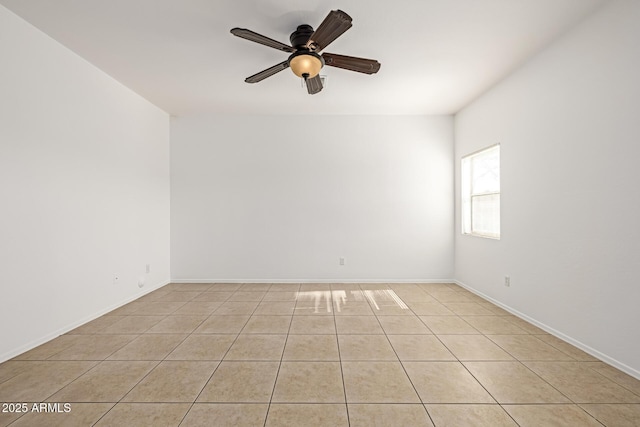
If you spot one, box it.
[194,315,249,334]
[145,315,207,334]
[283,335,339,361]
[269,283,301,291]
[214,301,259,315]
[443,303,495,316]
[9,403,114,427]
[524,361,640,403]
[0,361,97,402]
[419,283,458,292]
[487,335,575,361]
[407,302,455,315]
[370,304,414,316]
[139,289,172,301]
[108,301,146,315]
[47,335,137,360]
[348,404,434,427]
[239,283,272,291]
[152,291,202,302]
[0,409,24,426]
[477,302,512,316]
[107,334,187,360]
[241,315,292,334]
[335,316,384,334]
[426,404,517,426]
[388,335,455,361]
[377,315,431,334]
[581,403,640,427]
[429,291,475,303]
[197,361,279,402]
[335,286,366,295]
[0,360,32,383]
[254,301,297,315]
[173,301,223,315]
[338,335,398,361]
[536,335,600,361]
[208,283,242,292]
[504,404,602,426]
[133,301,186,315]
[289,316,336,334]
[181,403,268,427]
[224,334,286,360]
[588,362,640,395]
[438,335,513,361]
[503,315,548,334]
[464,361,570,403]
[164,283,214,292]
[122,361,218,402]
[420,315,479,334]
[228,291,267,301]
[67,315,123,334]
[96,316,165,334]
[461,316,528,334]
[48,361,156,402]
[193,291,234,302]
[11,335,81,360]
[166,335,236,360]
[403,362,495,403]
[392,290,437,303]
[265,404,349,427]
[342,361,420,403]
[299,283,332,291]
[295,294,334,315]
[272,361,345,403]
[94,403,191,427]
[333,302,374,315]
[262,291,298,301]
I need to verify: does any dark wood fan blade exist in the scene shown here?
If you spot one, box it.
[322,52,381,74]
[231,28,295,53]
[306,10,352,52]
[305,74,323,95]
[245,61,290,83]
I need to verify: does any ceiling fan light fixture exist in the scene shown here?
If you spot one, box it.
[288,51,323,79]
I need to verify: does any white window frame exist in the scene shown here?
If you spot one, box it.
[461,144,500,239]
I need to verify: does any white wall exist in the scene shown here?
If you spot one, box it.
[0,6,171,361]
[171,114,453,282]
[454,0,640,376]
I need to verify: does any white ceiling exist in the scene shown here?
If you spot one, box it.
[1,0,605,116]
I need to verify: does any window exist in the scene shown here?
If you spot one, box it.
[461,144,500,239]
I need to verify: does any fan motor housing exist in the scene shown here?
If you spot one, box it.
[290,24,314,49]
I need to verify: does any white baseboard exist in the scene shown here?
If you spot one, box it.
[0,279,171,364]
[455,279,640,381]
[169,278,456,284]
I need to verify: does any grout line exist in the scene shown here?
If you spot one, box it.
[180,283,267,424]
[331,286,351,427]
[264,284,296,427]
[3,282,634,426]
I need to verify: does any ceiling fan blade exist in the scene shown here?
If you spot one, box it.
[306,10,352,52]
[322,52,381,74]
[305,74,323,95]
[245,61,290,83]
[231,28,295,53]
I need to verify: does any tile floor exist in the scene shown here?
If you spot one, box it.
[1,282,639,426]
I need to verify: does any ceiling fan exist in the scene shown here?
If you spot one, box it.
[230,10,381,95]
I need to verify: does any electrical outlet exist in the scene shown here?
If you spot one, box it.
[339,257,345,266]
[504,276,511,287]
[146,264,150,274]
[113,275,119,284]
